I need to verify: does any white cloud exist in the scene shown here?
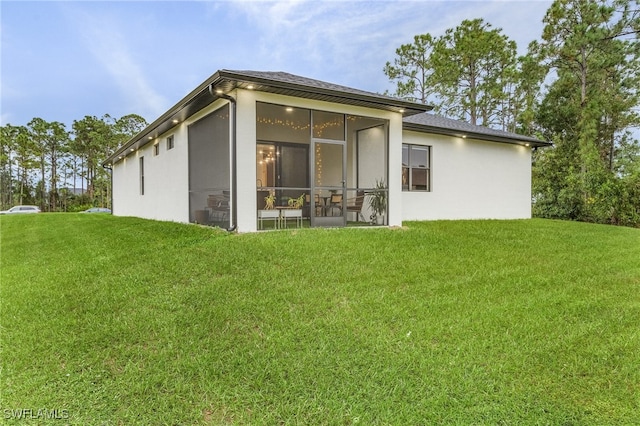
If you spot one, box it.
[224,0,551,94]
[0,0,554,128]
[224,1,414,83]
[64,6,168,119]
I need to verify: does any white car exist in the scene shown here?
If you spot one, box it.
[82,207,112,214]
[0,205,41,215]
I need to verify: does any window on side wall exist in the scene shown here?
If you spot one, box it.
[139,156,145,195]
[153,143,160,156]
[402,144,431,191]
[166,135,175,150]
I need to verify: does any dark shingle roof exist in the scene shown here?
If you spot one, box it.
[105,70,549,164]
[222,70,401,102]
[217,70,431,115]
[105,69,434,164]
[403,112,549,147]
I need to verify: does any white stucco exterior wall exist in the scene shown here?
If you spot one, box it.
[111,89,532,229]
[112,99,230,223]
[401,131,532,221]
[112,125,189,222]
[232,89,256,233]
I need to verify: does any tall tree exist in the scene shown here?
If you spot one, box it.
[43,121,69,210]
[114,114,147,146]
[94,114,147,207]
[511,42,549,135]
[26,118,69,211]
[384,19,520,131]
[430,19,518,128]
[383,34,438,104]
[0,125,17,209]
[27,118,50,210]
[70,114,147,207]
[533,0,640,225]
[11,126,36,206]
[2,112,147,211]
[71,115,113,199]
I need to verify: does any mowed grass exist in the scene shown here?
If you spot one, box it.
[1,215,639,425]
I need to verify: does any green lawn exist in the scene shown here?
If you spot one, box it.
[1,215,639,425]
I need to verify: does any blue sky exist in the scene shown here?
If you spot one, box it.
[1,0,552,128]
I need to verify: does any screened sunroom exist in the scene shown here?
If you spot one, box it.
[188,104,231,229]
[255,102,388,229]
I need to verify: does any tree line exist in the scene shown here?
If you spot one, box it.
[385,0,640,227]
[0,114,147,212]
[2,0,637,225]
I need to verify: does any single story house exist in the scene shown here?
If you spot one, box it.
[104,69,549,232]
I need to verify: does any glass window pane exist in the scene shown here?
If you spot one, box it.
[402,144,409,167]
[410,145,429,168]
[402,167,409,191]
[357,124,386,189]
[256,144,276,187]
[313,111,344,140]
[411,168,428,191]
[280,145,308,188]
[256,103,310,144]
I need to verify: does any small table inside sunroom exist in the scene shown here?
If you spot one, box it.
[257,209,280,230]
[276,206,303,229]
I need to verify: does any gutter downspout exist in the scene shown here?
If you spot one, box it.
[210,85,237,232]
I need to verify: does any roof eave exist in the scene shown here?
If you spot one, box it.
[216,70,432,116]
[402,122,551,148]
[105,71,227,165]
[104,70,432,166]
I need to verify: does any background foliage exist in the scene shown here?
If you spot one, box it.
[385,0,640,227]
[0,114,147,212]
[2,1,638,225]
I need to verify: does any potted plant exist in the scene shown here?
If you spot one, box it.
[257,192,279,229]
[282,193,304,228]
[287,193,305,209]
[264,192,276,210]
[368,179,387,225]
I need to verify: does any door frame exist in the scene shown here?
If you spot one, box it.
[310,137,346,227]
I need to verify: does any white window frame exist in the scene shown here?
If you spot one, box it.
[402,144,431,192]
